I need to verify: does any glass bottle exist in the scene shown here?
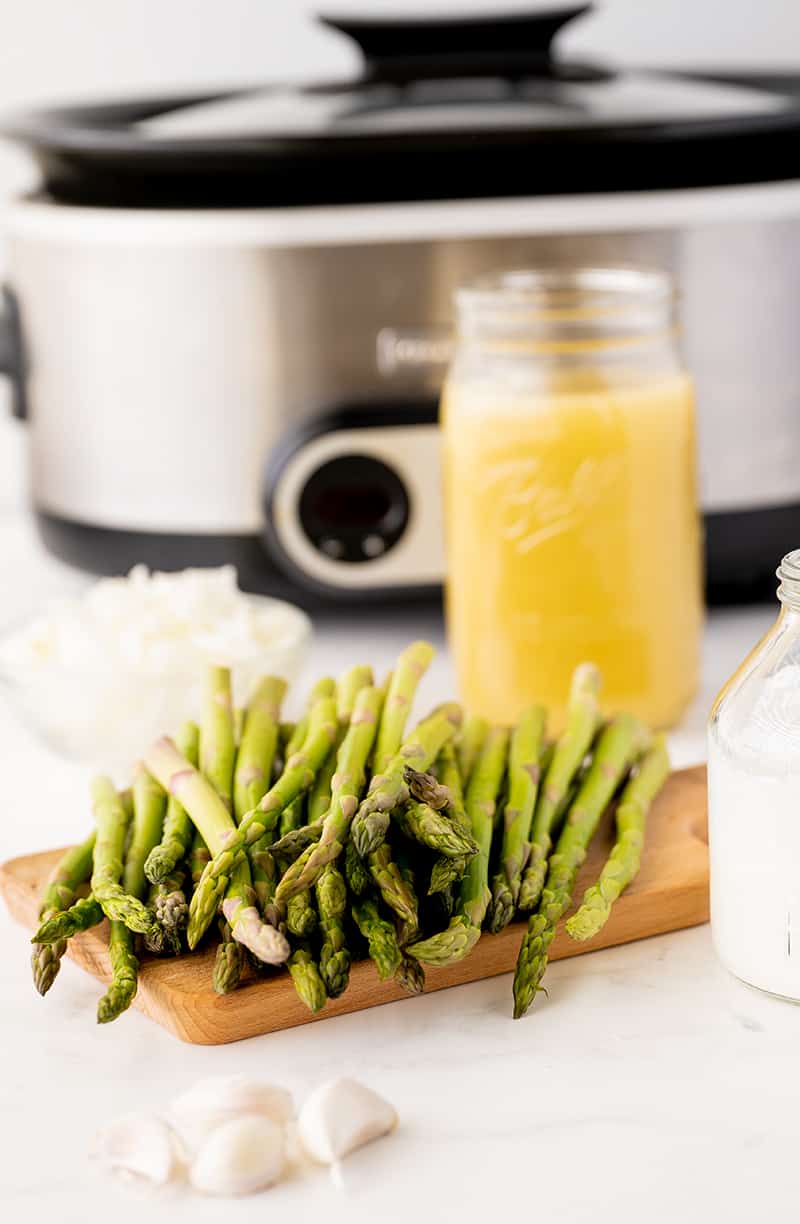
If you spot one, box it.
[708,550,800,1001]
[440,266,702,729]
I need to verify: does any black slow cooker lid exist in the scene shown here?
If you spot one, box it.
[5,5,800,208]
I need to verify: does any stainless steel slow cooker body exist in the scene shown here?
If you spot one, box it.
[6,182,800,603]
[3,7,800,603]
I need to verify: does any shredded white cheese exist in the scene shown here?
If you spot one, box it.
[0,566,310,770]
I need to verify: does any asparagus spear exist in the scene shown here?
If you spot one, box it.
[282,680,335,832]
[131,767,180,955]
[428,854,469,897]
[97,775,164,1022]
[352,703,462,857]
[272,680,332,801]
[352,895,423,994]
[286,891,318,938]
[305,665,371,827]
[213,924,243,995]
[278,721,297,757]
[305,656,371,827]
[395,952,426,995]
[256,680,335,871]
[488,706,547,933]
[277,677,335,787]
[408,725,509,967]
[201,668,289,969]
[90,777,154,935]
[352,896,402,980]
[243,685,336,841]
[518,664,602,912]
[566,736,669,942]
[452,724,509,935]
[279,797,307,839]
[305,778,332,827]
[244,686,296,906]
[189,827,210,889]
[223,680,286,978]
[249,841,279,913]
[200,665,236,812]
[150,867,189,931]
[282,690,330,834]
[428,742,472,896]
[187,826,213,974]
[270,685,383,905]
[457,715,489,787]
[144,867,188,955]
[270,822,322,860]
[345,838,371,897]
[512,714,650,1019]
[145,721,199,884]
[407,914,481,966]
[287,945,327,1014]
[97,921,139,1023]
[267,676,367,917]
[272,690,320,839]
[215,905,244,990]
[368,842,419,938]
[539,740,556,778]
[233,677,286,822]
[395,800,479,859]
[144,737,251,947]
[305,676,337,708]
[429,846,462,904]
[144,906,181,955]
[372,641,435,772]
[316,863,351,998]
[30,832,96,995]
[338,664,375,724]
[221,860,291,965]
[392,845,420,947]
[404,766,451,810]
[32,895,104,946]
[185,693,339,939]
[127,764,167,898]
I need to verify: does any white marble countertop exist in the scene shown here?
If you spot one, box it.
[0,418,791,1223]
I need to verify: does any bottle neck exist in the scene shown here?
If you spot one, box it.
[777,551,800,612]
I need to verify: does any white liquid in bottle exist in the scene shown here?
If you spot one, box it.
[708,665,800,1000]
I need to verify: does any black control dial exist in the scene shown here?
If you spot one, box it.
[298,454,409,563]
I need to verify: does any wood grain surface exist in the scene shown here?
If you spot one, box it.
[1,765,709,1045]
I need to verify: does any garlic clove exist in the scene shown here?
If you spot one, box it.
[90,1113,182,1186]
[297,1078,397,1166]
[168,1075,293,1152]
[189,1115,285,1196]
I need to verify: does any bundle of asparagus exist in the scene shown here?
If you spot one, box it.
[29,642,669,1023]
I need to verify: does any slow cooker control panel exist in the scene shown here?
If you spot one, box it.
[297,453,410,564]
[263,406,443,598]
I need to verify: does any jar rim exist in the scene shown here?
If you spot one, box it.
[455,265,674,315]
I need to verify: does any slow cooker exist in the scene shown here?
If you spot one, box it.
[2,5,800,604]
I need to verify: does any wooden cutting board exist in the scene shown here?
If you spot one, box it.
[1,765,708,1045]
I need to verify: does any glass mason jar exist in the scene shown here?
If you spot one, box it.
[708,551,800,1001]
[441,267,702,729]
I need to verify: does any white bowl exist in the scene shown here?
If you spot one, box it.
[0,587,311,776]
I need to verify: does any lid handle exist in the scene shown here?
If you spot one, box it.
[319,6,595,83]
